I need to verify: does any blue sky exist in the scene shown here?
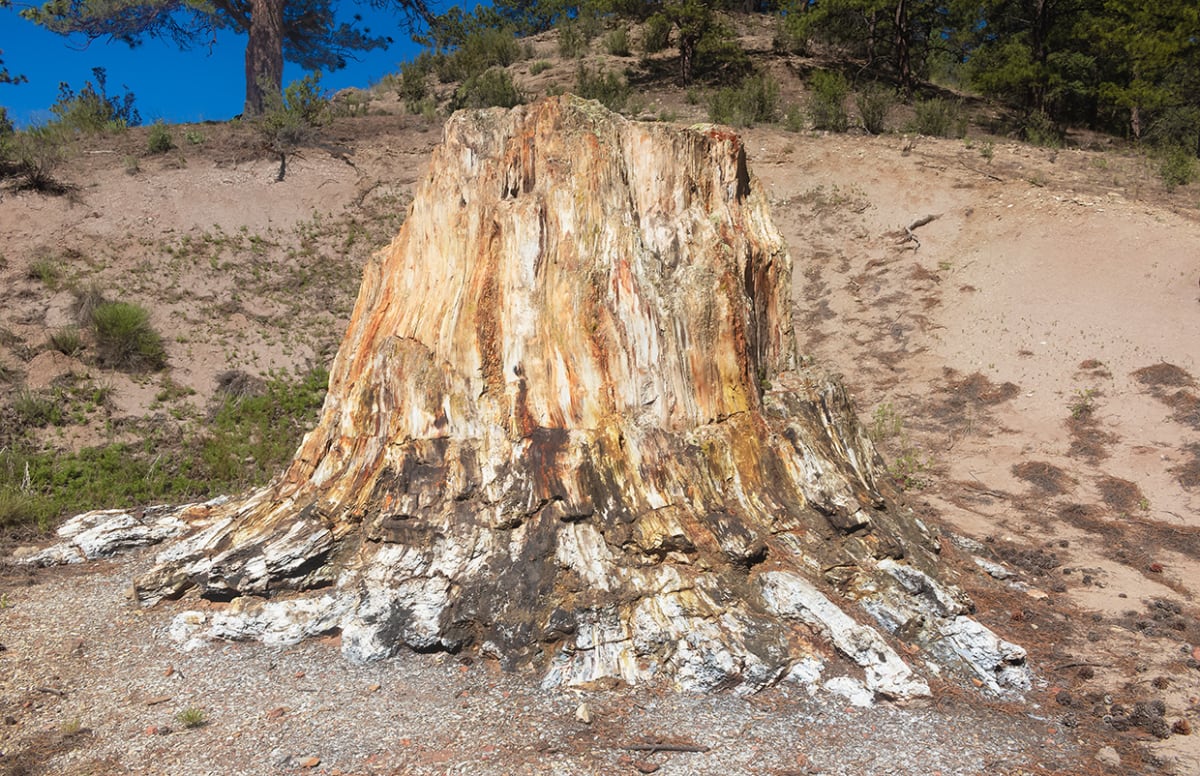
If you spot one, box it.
[1,4,442,128]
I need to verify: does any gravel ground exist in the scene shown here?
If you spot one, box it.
[1,549,1087,776]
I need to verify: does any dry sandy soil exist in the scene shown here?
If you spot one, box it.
[2,28,1200,776]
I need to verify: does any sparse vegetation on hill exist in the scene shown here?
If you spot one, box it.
[0,1,1197,540]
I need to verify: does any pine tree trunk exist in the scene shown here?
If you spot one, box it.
[893,0,912,95]
[243,0,285,116]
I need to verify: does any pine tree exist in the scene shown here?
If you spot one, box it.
[22,0,430,116]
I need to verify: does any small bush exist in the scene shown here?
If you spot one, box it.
[9,123,72,192]
[529,60,552,76]
[694,29,751,81]
[1021,110,1061,147]
[201,367,328,488]
[90,301,166,371]
[257,72,331,179]
[13,391,64,428]
[575,65,632,113]
[398,58,431,112]
[642,14,672,54]
[452,68,524,110]
[856,85,895,134]
[147,121,173,154]
[807,70,849,132]
[782,104,806,132]
[184,129,205,145]
[1158,145,1198,190]
[27,258,61,288]
[708,73,780,128]
[438,27,522,83]
[51,67,140,133]
[772,15,806,55]
[605,26,632,57]
[175,707,206,729]
[910,98,966,138]
[558,19,588,58]
[49,327,85,357]
[72,283,108,326]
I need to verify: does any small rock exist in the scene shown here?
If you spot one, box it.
[294,670,306,679]
[632,761,660,774]
[575,702,592,724]
[297,756,320,769]
[265,706,287,720]
[1149,562,1164,573]
[163,666,175,677]
[1055,690,1073,707]
[268,748,289,766]
[1095,746,1120,767]
[1173,719,1191,735]
[367,683,381,693]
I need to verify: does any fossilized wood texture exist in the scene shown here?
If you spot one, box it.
[131,96,1027,697]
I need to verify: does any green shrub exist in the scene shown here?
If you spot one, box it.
[147,120,173,154]
[72,283,108,326]
[1021,110,1061,147]
[50,67,140,133]
[439,26,523,82]
[90,301,166,371]
[176,708,207,729]
[782,104,806,132]
[49,327,85,357]
[694,28,751,81]
[1158,145,1198,190]
[256,72,331,178]
[0,368,328,532]
[575,65,632,112]
[13,390,63,428]
[452,68,524,110]
[558,19,588,58]
[910,98,966,138]
[9,123,72,192]
[200,367,328,489]
[184,129,205,145]
[1145,105,1200,151]
[708,73,780,128]
[529,60,552,76]
[605,26,632,57]
[856,85,895,134]
[642,14,672,54]
[807,70,849,132]
[27,257,61,288]
[398,57,431,112]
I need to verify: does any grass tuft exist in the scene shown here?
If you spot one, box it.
[90,301,166,371]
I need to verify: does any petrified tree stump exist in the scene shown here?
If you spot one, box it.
[127,96,1026,697]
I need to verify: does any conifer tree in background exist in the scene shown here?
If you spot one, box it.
[1,0,27,88]
[21,0,430,116]
[1088,0,1199,145]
